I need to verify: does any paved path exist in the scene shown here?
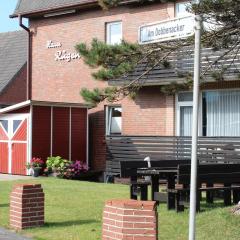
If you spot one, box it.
[0,174,33,181]
[0,227,32,240]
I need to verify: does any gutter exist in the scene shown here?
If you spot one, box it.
[19,15,31,100]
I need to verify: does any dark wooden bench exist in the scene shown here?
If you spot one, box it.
[120,159,191,201]
[169,164,240,212]
[120,161,150,200]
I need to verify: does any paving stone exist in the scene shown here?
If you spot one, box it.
[0,227,32,240]
[0,174,33,181]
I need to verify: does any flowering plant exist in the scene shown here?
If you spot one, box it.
[70,160,89,177]
[26,157,44,169]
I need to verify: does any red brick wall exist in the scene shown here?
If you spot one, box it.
[0,65,27,105]
[29,3,177,171]
[89,88,175,171]
[102,199,158,240]
[29,3,240,172]
[10,184,44,230]
[30,3,175,103]
[121,87,175,135]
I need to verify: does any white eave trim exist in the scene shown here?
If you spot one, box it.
[0,100,31,114]
[0,100,91,114]
[30,100,91,108]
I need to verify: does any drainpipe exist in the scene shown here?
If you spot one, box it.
[19,15,31,100]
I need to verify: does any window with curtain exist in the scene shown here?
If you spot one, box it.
[180,106,193,136]
[203,90,240,136]
[178,90,240,137]
[177,92,193,136]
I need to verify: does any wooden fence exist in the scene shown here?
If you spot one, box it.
[106,135,240,176]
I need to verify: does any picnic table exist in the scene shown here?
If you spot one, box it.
[137,164,240,212]
[137,167,178,209]
[120,160,240,212]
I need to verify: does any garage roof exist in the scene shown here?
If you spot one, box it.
[0,31,27,94]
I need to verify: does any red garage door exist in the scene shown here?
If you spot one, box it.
[11,119,28,175]
[0,115,29,175]
[0,121,9,173]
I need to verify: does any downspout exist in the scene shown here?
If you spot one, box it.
[19,15,31,100]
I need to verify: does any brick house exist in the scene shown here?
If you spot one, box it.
[9,0,240,176]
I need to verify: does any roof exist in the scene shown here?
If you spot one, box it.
[0,31,27,94]
[11,0,141,18]
[12,0,98,17]
[110,46,240,86]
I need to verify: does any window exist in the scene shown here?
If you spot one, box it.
[202,91,240,136]
[13,120,22,134]
[0,120,8,133]
[177,90,240,137]
[106,106,122,135]
[106,21,122,45]
[177,92,193,136]
[175,1,192,18]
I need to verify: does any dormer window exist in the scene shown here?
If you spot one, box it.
[106,21,122,45]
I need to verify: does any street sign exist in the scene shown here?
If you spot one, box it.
[139,16,194,44]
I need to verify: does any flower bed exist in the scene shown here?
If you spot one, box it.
[45,156,89,179]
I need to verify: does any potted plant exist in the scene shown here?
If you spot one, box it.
[26,157,44,177]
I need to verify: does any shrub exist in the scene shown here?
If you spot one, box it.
[46,156,71,178]
[46,156,89,179]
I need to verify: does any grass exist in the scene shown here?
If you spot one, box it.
[0,178,240,240]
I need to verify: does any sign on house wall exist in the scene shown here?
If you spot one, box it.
[46,40,81,62]
[139,16,194,44]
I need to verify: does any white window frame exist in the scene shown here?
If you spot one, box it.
[176,101,193,136]
[176,89,240,137]
[175,1,193,18]
[105,106,122,135]
[175,92,202,136]
[106,21,123,45]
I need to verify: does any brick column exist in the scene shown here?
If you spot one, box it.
[102,199,158,240]
[10,184,44,229]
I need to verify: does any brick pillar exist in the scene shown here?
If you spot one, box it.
[10,184,44,229]
[102,199,158,240]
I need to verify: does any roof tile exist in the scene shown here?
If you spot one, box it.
[0,31,27,93]
[13,0,96,16]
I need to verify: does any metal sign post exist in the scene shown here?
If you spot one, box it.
[188,14,202,240]
[138,7,202,239]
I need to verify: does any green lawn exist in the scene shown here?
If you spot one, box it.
[0,178,240,240]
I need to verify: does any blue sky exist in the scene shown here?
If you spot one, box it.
[0,0,28,33]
